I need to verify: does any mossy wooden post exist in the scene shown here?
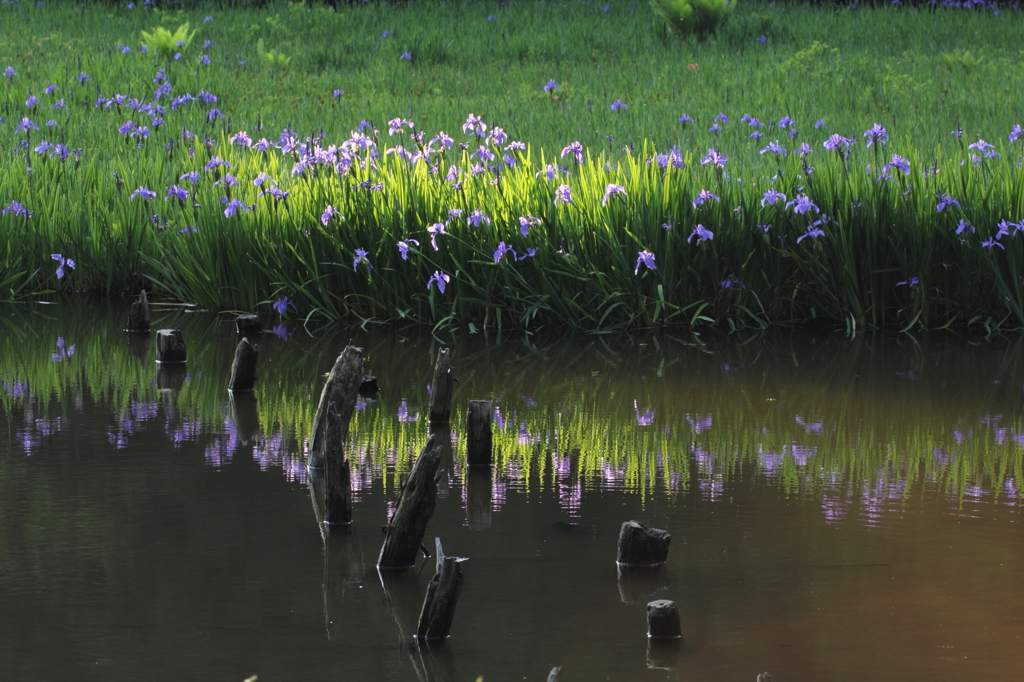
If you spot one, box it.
[416,538,465,642]
[378,435,441,570]
[465,400,492,468]
[227,337,260,393]
[428,348,455,424]
[125,290,150,333]
[155,329,186,364]
[235,314,262,336]
[307,345,364,471]
[617,520,671,567]
[323,403,352,527]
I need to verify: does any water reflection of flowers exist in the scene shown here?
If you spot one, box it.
[634,399,654,426]
[51,337,76,362]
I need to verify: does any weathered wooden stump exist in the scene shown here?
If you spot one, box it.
[235,313,262,336]
[617,520,671,567]
[617,564,670,604]
[647,599,681,639]
[465,400,493,468]
[155,329,186,364]
[378,435,441,569]
[307,345,364,471]
[227,337,260,392]
[428,348,455,424]
[416,538,466,642]
[125,290,150,333]
[229,392,260,443]
[323,403,352,527]
[359,375,379,394]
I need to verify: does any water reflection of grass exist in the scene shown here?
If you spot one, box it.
[2,306,1023,519]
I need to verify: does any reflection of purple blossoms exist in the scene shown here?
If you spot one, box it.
[427,270,450,293]
[397,238,419,260]
[634,400,655,426]
[51,253,75,279]
[602,184,626,206]
[353,248,372,271]
[635,250,656,275]
[273,296,297,315]
[687,413,713,434]
[397,399,419,423]
[688,224,714,244]
[554,184,572,205]
[51,337,76,362]
[271,323,293,341]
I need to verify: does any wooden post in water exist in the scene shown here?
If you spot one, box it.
[617,520,671,567]
[125,290,150,333]
[416,538,465,642]
[647,599,681,639]
[465,400,492,468]
[307,345,364,471]
[155,329,187,364]
[378,435,441,569]
[323,403,352,527]
[235,314,262,336]
[428,348,455,424]
[227,337,260,393]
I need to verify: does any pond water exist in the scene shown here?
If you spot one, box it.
[1,303,1022,682]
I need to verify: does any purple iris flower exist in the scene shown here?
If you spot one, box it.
[131,186,156,202]
[519,215,540,237]
[714,113,729,124]
[955,219,975,235]
[179,171,200,185]
[554,184,572,205]
[883,154,911,176]
[688,224,714,244]
[493,241,517,263]
[814,119,826,129]
[51,253,75,279]
[700,148,727,168]
[678,113,694,126]
[203,156,232,173]
[981,234,1005,250]
[602,184,626,206]
[222,198,251,217]
[3,67,15,78]
[823,134,854,153]
[610,99,626,111]
[165,185,189,202]
[778,116,795,128]
[863,123,888,148]
[16,117,39,133]
[397,239,419,260]
[797,225,826,243]
[270,296,297,316]
[462,113,487,137]
[544,79,560,92]
[1010,125,1023,144]
[936,193,961,212]
[229,131,252,147]
[561,141,584,164]
[427,222,447,250]
[692,189,719,208]
[3,201,33,218]
[759,140,787,157]
[786,194,819,215]
[51,337,76,361]
[353,248,372,271]
[635,250,656,274]
[761,189,787,207]
[427,270,450,293]
[896,276,919,288]
[466,209,491,227]
[321,205,341,225]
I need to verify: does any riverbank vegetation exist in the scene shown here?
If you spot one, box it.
[2,0,1023,331]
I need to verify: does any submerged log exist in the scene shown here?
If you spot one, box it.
[428,348,455,424]
[378,435,441,569]
[617,520,671,567]
[308,345,364,471]
[465,400,492,468]
[227,337,260,392]
[323,403,352,527]
[647,599,681,639]
[416,538,466,642]
[125,290,151,333]
[155,329,187,364]
[235,313,262,336]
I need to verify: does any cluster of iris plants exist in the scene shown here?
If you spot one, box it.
[2,0,1024,330]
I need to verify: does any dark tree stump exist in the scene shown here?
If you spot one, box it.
[465,400,492,468]
[125,290,150,333]
[378,435,441,569]
[428,348,455,424]
[227,337,260,392]
[307,345,363,471]
[647,599,681,639]
[155,329,186,364]
[416,539,465,642]
[235,313,262,336]
[617,520,671,567]
[323,403,352,527]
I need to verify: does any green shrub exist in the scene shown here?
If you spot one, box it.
[649,0,735,39]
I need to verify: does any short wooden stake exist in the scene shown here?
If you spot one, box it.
[428,348,455,424]
[235,314,262,336]
[647,599,681,639]
[227,337,260,393]
[125,290,150,333]
[465,400,492,468]
[308,345,364,471]
[155,329,187,364]
[617,520,671,567]
[378,435,441,569]
[416,538,465,642]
